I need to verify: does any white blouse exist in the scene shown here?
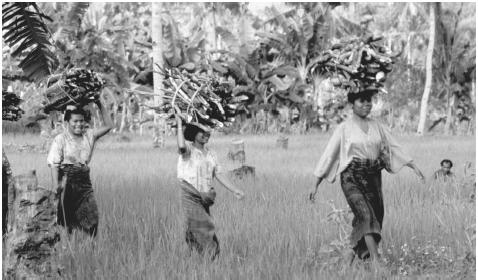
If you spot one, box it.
[177,143,220,193]
[47,130,96,167]
[314,116,413,183]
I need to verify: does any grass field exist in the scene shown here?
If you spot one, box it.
[2,132,476,279]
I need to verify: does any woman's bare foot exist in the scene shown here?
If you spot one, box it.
[344,249,356,266]
[369,256,388,273]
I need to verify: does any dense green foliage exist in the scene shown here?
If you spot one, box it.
[2,2,475,135]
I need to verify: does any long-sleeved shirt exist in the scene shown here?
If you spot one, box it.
[314,116,413,183]
[47,130,95,167]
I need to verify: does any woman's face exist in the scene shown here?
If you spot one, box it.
[352,96,373,118]
[194,131,210,145]
[67,114,86,135]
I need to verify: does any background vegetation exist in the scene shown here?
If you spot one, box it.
[2,2,476,136]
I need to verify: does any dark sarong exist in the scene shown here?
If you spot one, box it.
[58,165,99,237]
[180,180,220,260]
[340,157,385,260]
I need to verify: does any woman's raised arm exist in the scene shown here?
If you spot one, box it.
[175,107,187,154]
[93,95,114,141]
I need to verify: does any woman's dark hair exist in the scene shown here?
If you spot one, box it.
[183,123,206,142]
[440,159,453,167]
[347,89,378,104]
[64,106,91,122]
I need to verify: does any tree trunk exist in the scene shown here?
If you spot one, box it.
[119,97,128,133]
[389,105,394,128]
[406,33,412,83]
[139,105,144,136]
[4,171,61,279]
[416,4,436,136]
[152,2,164,147]
[444,93,456,135]
[471,78,476,105]
[127,98,134,133]
[112,102,118,133]
[211,4,218,50]
[152,4,163,107]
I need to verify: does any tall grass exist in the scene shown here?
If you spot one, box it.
[3,133,475,279]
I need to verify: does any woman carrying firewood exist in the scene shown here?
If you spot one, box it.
[309,89,425,265]
[175,108,244,260]
[47,96,113,237]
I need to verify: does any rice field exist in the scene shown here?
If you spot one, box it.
[3,132,476,279]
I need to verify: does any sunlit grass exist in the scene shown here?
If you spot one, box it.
[3,132,475,279]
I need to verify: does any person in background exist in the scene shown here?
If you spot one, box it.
[175,109,244,260]
[309,88,425,265]
[433,159,456,182]
[47,96,113,237]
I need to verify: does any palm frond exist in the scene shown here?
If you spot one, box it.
[2,2,58,81]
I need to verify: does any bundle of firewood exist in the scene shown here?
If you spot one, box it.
[43,68,104,113]
[156,66,249,129]
[2,91,24,121]
[309,34,399,94]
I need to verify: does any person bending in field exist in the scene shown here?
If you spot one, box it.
[433,159,456,182]
[47,97,113,237]
[175,110,244,260]
[309,88,425,265]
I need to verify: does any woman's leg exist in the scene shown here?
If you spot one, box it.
[345,249,356,266]
[364,234,380,260]
[211,234,220,261]
[341,168,383,262]
[185,228,203,253]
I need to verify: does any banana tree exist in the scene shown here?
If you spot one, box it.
[52,3,154,132]
[434,2,476,135]
[159,7,208,70]
[253,3,363,118]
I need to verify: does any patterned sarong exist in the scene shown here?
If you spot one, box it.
[180,180,220,259]
[58,164,99,237]
[340,157,385,260]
